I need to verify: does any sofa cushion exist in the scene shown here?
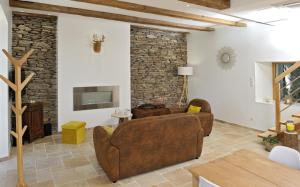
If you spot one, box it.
[103,126,116,136]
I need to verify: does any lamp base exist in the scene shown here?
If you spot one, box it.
[177,101,187,109]
[17,183,28,187]
[178,75,188,108]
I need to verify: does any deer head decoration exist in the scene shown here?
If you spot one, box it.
[92,34,105,53]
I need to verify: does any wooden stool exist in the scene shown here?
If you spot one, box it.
[283,131,299,150]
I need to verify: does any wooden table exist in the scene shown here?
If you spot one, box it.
[111,113,132,124]
[188,150,300,187]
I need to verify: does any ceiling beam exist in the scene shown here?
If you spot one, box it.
[179,0,230,10]
[73,0,245,27]
[9,0,214,32]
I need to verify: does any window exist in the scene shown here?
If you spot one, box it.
[275,63,300,102]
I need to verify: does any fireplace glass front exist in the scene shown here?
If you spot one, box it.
[73,86,119,111]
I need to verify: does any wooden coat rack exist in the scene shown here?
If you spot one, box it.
[0,49,35,187]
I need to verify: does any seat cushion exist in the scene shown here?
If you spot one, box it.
[62,121,86,130]
[62,121,86,144]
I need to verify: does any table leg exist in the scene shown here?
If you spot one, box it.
[192,175,199,187]
[119,117,128,124]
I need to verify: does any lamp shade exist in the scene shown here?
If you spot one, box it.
[178,66,193,76]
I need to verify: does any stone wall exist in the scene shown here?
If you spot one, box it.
[12,12,58,131]
[131,26,187,108]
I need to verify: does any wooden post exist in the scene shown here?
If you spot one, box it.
[0,49,35,187]
[272,63,276,100]
[274,83,281,132]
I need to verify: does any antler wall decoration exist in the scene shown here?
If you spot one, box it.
[0,49,35,187]
[92,34,105,53]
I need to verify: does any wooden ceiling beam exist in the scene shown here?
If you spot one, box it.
[179,0,230,10]
[9,0,214,32]
[73,0,245,27]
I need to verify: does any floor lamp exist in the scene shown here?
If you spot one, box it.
[178,66,193,107]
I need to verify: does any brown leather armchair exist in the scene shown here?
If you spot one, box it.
[93,114,204,182]
[178,99,214,136]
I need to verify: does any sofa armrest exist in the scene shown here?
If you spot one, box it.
[193,112,214,136]
[93,126,120,182]
[196,127,204,157]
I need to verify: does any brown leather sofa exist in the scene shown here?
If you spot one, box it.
[93,114,204,182]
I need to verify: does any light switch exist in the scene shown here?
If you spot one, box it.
[250,77,254,87]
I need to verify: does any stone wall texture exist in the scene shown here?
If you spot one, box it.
[131,26,187,108]
[12,13,58,131]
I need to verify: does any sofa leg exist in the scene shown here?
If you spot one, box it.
[113,181,117,183]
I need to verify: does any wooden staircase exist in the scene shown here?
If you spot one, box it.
[257,114,300,138]
[258,61,300,139]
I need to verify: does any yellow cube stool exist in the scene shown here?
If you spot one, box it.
[62,121,86,144]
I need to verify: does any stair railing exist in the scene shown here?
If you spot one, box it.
[274,61,300,132]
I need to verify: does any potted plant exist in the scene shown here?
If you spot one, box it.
[262,135,280,152]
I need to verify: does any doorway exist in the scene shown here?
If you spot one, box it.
[0,5,10,158]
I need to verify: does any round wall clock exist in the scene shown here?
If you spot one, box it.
[217,47,236,70]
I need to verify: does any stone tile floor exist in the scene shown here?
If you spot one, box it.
[0,121,268,187]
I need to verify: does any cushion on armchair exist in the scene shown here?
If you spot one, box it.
[103,126,116,136]
[187,105,202,113]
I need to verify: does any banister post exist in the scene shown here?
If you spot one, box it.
[274,82,281,132]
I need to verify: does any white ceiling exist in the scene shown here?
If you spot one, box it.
[17,0,300,28]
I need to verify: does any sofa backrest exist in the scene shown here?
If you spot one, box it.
[110,113,203,179]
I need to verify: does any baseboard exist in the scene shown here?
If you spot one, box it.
[214,119,264,133]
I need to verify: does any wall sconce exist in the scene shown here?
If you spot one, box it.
[92,34,105,53]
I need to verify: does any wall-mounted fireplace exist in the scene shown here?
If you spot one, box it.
[73,86,119,111]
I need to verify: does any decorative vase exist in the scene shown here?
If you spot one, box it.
[286,120,295,132]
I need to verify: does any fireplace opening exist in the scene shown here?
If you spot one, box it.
[73,86,119,111]
[81,91,112,105]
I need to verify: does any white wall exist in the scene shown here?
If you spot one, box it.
[188,23,300,131]
[0,0,11,52]
[0,0,10,20]
[58,14,131,131]
[0,3,9,158]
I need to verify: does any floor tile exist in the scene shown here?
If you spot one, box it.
[0,121,271,187]
[63,156,90,169]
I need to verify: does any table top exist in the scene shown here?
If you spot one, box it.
[188,149,300,187]
[111,113,132,118]
[284,131,298,135]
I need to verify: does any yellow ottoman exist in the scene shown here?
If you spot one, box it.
[62,121,86,144]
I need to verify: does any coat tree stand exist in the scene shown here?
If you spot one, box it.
[0,49,35,187]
